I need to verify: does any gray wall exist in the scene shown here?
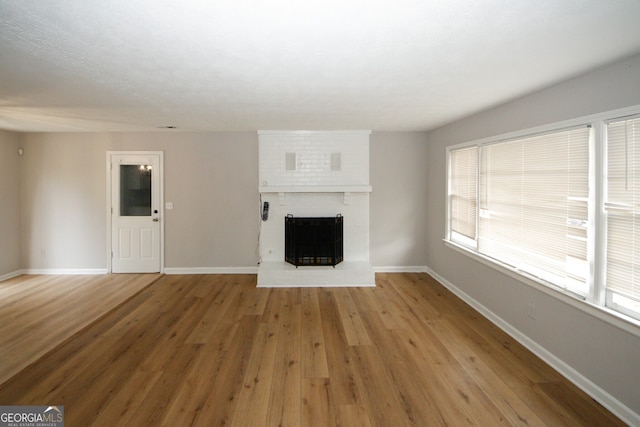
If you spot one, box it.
[370,132,429,268]
[20,133,109,270]
[0,131,21,277]
[108,132,259,268]
[426,52,640,419]
[9,130,427,272]
[17,132,259,270]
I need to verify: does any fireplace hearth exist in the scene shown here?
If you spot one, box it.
[285,215,344,267]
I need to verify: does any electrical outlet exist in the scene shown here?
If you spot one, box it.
[527,303,536,319]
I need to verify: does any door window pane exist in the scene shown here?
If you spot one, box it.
[120,165,152,216]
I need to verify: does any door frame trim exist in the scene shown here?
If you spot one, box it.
[106,151,164,273]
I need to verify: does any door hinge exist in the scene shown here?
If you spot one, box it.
[111,251,113,259]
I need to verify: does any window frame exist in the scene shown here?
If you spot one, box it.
[444,105,640,333]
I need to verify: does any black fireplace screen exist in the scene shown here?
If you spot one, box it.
[285,215,344,267]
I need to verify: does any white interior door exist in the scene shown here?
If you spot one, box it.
[110,153,161,273]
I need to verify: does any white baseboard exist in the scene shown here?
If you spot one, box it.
[0,270,23,282]
[424,266,640,427]
[20,268,109,275]
[164,267,259,275]
[373,266,428,273]
[0,266,434,283]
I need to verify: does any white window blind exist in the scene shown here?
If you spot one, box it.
[478,127,590,293]
[606,116,640,311]
[453,127,591,294]
[449,146,478,243]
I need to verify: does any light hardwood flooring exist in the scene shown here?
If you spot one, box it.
[0,273,624,426]
[0,273,160,385]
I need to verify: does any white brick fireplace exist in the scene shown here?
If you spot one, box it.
[257,130,375,287]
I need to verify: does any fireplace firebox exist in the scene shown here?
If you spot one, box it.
[285,215,344,267]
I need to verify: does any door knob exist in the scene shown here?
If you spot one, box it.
[153,218,159,222]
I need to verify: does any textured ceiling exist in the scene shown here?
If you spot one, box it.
[1,0,640,132]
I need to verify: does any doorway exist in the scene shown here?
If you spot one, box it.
[108,152,163,273]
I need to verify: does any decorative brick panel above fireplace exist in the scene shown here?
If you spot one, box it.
[257,131,375,287]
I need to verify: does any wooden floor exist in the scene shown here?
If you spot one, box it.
[0,273,623,426]
[0,273,160,385]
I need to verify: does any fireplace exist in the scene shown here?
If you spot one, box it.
[257,130,374,287]
[285,215,343,267]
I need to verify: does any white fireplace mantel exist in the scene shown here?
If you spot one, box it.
[259,186,371,205]
[258,185,372,193]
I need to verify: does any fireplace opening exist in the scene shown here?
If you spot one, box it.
[285,215,344,267]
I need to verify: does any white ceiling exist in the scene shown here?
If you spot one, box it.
[1,0,640,133]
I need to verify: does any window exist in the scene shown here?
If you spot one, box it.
[449,126,591,294]
[605,116,640,319]
[447,109,640,323]
[449,146,478,246]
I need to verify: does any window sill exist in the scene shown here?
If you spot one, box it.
[443,239,640,338]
